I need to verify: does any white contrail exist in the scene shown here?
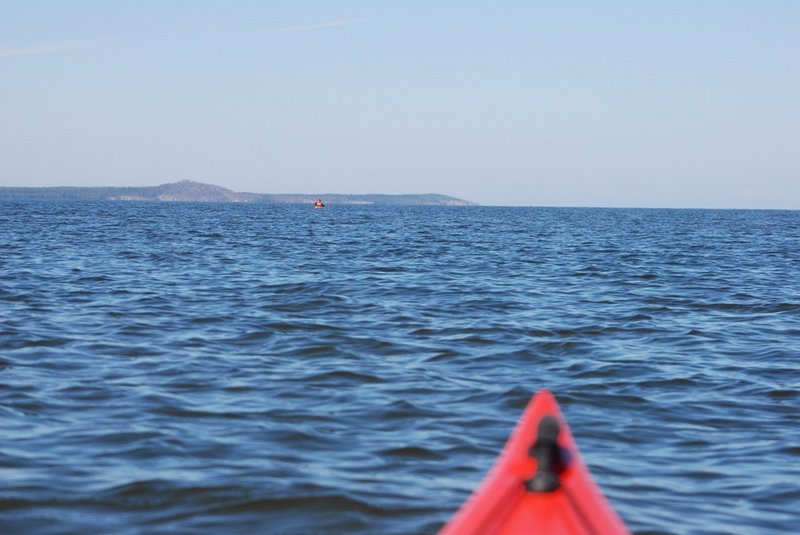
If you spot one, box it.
[263,18,368,34]
[0,18,366,60]
[0,43,73,59]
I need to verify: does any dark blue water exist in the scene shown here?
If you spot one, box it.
[1,202,799,534]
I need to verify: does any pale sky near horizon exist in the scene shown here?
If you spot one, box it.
[1,1,798,208]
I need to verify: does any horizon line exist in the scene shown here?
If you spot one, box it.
[1,182,798,211]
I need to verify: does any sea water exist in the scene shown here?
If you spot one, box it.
[1,202,799,534]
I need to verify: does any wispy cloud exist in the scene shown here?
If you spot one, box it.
[263,18,368,34]
[0,42,74,59]
[0,18,365,60]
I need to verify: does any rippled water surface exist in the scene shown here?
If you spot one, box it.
[1,202,799,534]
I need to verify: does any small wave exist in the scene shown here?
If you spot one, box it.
[379,446,446,461]
[76,275,113,283]
[302,370,386,384]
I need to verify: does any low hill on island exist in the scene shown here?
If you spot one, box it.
[0,180,476,206]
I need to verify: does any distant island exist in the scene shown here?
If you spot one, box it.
[0,180,476,206]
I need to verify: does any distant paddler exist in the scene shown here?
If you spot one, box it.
[314,199,325,208]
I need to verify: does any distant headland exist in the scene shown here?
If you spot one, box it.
[0,180,476,206]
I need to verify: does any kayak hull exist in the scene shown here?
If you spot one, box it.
[440,390,630,535]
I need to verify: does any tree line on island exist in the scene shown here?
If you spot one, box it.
[0,180,475,206]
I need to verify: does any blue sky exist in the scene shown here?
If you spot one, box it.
[1,1,798,207]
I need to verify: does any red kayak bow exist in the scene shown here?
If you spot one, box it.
[440,390,630,535]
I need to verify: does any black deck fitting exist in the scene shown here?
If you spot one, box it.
[525,415,562,492]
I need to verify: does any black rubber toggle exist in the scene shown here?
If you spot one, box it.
[525,415,562,492]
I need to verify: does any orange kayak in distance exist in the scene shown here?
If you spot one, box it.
[440,390,630,535]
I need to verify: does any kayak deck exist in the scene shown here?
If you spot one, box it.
[440,390,630,535]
